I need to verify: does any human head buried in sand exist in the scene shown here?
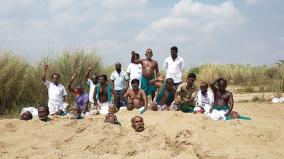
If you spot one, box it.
[19,111,33,121]
[108,104,118,114]
[105,113,120,125]
[69,105,82,119]
[38,105,50,122]
[131,116,145,132]
[127,99,134,110]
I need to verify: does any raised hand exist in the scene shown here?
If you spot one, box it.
[44,64,48,70]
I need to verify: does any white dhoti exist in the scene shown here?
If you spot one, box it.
[98,102,110,115]
[207,109,228,120]
[194,104,212,114]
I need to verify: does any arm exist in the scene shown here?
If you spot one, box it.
[149,76,164,88]
[163,59,168,71]
[42,64,48,83]
[111,80,115,91]
[226,93,234,115]
[85,66,93,82]
[82,102,88,114]
[141,90,148,109]
[93,86,98,106]
[210,78,219,92]
[155,61,159,77]
[68,73,78,94]
[180,59,185,72]
[123,90,130,98]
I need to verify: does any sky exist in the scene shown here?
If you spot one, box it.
[0,0,283,68]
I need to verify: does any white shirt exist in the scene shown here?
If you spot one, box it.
[86,79,96,103]
[163,56,185,83]
[126,63,142,81]
[110,70,129,90]
[45,80,67,114]
[195,90,214,107]
[21,107,38,118]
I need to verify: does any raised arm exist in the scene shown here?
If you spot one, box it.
[42,64,48,83]
[141,90,148,109]
[85,66,93,82]
[68,73,78,94]
[150,75,164,88]
[210,78,220,92]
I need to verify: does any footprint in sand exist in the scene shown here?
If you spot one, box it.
[175,129,192,146]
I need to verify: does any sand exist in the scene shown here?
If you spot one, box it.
[0,102,284,159]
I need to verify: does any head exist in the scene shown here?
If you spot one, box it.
[51,73,60,85]
[69,105,81,119]
[218,78,227,91]
[145,49,153,60]
[75,84,84,95]
[165,78,175,91]
[108,104,118,114]
[38,105,49,122]
[200,82,208,94]
[127,99,134,111]
[131,116,145,132]
[115,62,122,73]
[91,74,99,85]
[98,74,108,85]
[170,46,178,59]
[131,79,140,90]
[187,73,197,87]
[132,53,140,63]
[20,111,33,121]
[105,113,118,124]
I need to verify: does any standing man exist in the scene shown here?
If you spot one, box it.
[42,65,68,115]
[163,46,185,88]
[110,62,129,110]
[127,51,142,89]
[132,49,159,100]
[85,66,98,112]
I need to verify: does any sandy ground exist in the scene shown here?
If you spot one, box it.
[0,102,284,159]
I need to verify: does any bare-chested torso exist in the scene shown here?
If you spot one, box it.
[127,90,144,108]
[157,88,174,106]
[213,90,232,106]
[98,85,109,103]
[141,60,157,79]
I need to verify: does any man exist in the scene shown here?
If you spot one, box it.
[42,64,68,115]
[124,79,148,110]
[131,116,145,132]
[68,105,83,119]
[85,66,99,113]
[163,46,185,88]
[209,78,240,120]
[127,52,142,89]
[105,113,120,125]
[150,76,176,111]
[19,107,38,121]
[38,105,50,122]
[68,72,89,114]
[110,62,129,110]
[132,49,159,100]
[93,74,116,114]
[194,82,214,114]
[174,73,197,113]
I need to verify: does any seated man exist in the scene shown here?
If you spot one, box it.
[194,82,214,114]
[149,76,176,111]
[68,73,89,114]
[124,79,148,110]
[19,107,38,121]
[68,105,83,119]
[38,105,51,122]
[105,113,120,125]
[131,116,145,132]
[93,74,116,115]
[174,73,197,113]
[208,78,240,120]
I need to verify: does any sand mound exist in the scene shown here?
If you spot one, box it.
[1,103,284,159]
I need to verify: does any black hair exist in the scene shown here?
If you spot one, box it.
[218,78,227,85]
[166,78,174,84]
[131,79,140,84]
[187,73,197,79]
[171,46,178,52]
[38,104,49,115]
[99,74,108,81]
[51,73,60,78]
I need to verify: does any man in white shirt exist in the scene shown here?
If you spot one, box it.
[110,62,129,110]
[163,46,185,88]
[85,66,98,112]
[126,52,142,89]
[42,64,68,115]
[194,82,214,114]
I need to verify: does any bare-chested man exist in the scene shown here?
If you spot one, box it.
[93,74,116,114]
[124,79,148,110]
[208,78,240,120]
[149,76,176,111]
[132,49,159,100]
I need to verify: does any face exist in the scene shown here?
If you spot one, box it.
[115,64,121,72]
[52,74,60,85]
[69,106,81,119]
[108,105,118,114]
[99,76,106,85]
[38,107,49,121]
[75,86,83,95]
[105,114,117,124]
[218,80,227,91]
[91,75,98,84]
[132,117,145,132]
[200,83,208,94]
[187,77,195,87]
[131,81,139,90]
[127,100,134,110]
[20,111,32,121]
[133,54,139,61]
[166,82,174,91]
[145,49,153,60]
[171,49,178,59]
